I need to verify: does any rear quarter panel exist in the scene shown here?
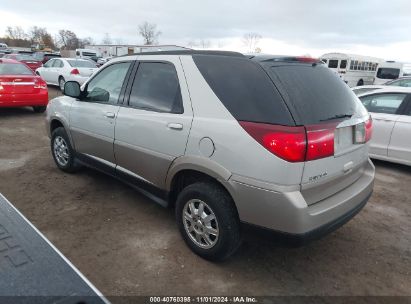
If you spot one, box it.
[179,56,304,187]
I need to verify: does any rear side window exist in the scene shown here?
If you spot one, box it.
[265,64,363,125]
[328,60,338,68]
[340,60,347,69]
[0,63,33,75]
[128,62,183,113]
[377,68,400,79]
[193,55,293,125]
[52,59,63,68]
[359,93,406,114]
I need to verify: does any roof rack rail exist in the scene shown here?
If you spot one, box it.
[119,50,245,58]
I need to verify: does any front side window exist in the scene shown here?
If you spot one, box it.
[340,60,347,69]
[360,93,406,114]
[85,62,131,104]
[128,62,183,113]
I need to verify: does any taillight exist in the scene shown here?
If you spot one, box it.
[239,121,337,162]
[70,68,80,75]
[239,122,307,162]
[365,117,373,142]
[305,124,335,161]
[34,79,47,89]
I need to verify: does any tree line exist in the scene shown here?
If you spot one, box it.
[2,23,262,52]
[1,26,95,50]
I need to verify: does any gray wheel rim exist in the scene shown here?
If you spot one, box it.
[183,199,219,249]
[53,136,69,166]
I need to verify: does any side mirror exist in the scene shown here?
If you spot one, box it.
[64,81,81,98]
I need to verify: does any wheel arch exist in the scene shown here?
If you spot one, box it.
[49,117,75,148]
[166,157,235,207]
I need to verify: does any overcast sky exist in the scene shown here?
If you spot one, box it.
[1,0,410,60]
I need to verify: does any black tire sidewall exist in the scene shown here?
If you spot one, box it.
[175,182,241,261]
[33,106,46,113]
[51,127,77,172]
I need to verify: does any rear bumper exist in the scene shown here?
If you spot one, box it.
[242,190,371,245]
[229,158,375,237]
[0,92,48,107]
[67,75,90,86]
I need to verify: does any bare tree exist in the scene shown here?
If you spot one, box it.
[242,32,262,53]
[187,40,197,48]
[5,26,27,40]
[29,26,56,49]
[57,30,79,50]
[199,39,211,49]
[79,37,95,48]
[138,21,161,45]
[101,33,112,45]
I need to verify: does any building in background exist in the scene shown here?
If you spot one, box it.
[84,44,190,57]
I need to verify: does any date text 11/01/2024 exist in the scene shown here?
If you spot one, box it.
[149,296,258,303]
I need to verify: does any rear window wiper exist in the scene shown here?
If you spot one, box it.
[320,114,353,122]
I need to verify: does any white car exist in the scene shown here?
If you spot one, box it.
[36,58,99,91]
[352,77,411,96]
[352,85,385,95]
[358,87,411,166]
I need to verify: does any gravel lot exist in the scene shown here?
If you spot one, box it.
[0,87,410,298]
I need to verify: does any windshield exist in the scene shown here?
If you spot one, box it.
[377,67,400,79]
[0,63,34,75]
[265,63,367,125]
[67,59,97,68]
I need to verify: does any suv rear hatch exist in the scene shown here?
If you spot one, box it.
[260,58,371,205]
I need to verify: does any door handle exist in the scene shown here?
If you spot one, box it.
[167,123,183,130]
[104,112,115,119]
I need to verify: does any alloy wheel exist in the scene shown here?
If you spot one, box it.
[182,199,219,249]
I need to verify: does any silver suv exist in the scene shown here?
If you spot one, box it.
[46,51,375,260]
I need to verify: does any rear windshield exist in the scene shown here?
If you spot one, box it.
[377,68,400,79]
[14,54,36,61]
[67,59,97,68]
[265,64,361,125]
[45,54,61,59]
[0,63,34,75]
[192,55,294,125]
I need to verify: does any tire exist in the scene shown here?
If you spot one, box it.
[357,79,364,86]
[59,76,66,92]
[33,106,46,113]
[51,127,81,173]
[175,182,242,261]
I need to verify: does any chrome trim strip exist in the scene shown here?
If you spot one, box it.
[83,153,116,168]
[116,165,155,186]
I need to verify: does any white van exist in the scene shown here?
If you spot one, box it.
[374,61,411,84]
[320,53,383,87]
[75,48,98,60]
